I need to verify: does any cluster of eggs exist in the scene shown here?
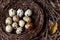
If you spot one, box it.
[5,8,33,34]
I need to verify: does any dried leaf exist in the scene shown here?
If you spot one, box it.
[50,21,58,34]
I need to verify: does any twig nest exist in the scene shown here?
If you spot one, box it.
[25,9,32,16]
[25,22,33,29]
[12,22,18,29]
[9,8,16,17]
[17,9,24,17]
[5,17,12,24]
[13,15,19,22]
[6,25,13,33]
[19,20,25,27]
[23,16,31,22]
[16,27,23,34]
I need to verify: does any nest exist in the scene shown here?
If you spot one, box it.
[0,0,44,40]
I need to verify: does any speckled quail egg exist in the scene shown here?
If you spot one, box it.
[9,8,16,17]
[19,20,25,27]
[25,9,32,16]
[6,25,13,33]
[17,9,24,17]
[16,27,23,34]
[13,15,19,22]
[25,22,33,29]
[23,16,31,22]
[12,22,18,29]
[5,17,12,24]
